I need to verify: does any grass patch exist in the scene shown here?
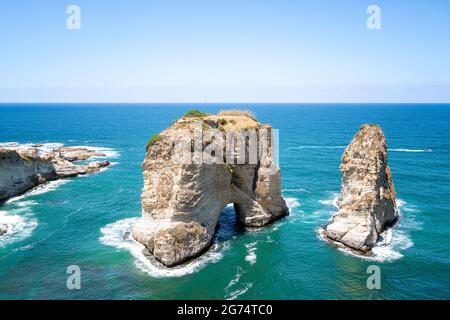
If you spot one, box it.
[184,109,209,118]
[146,134,162,151]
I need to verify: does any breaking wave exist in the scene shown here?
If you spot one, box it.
[5,180,70,205]
[0,206,38,248]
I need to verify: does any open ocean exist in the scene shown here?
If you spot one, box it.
[0,103,449,300]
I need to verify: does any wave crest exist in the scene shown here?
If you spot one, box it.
[0,208,38,248]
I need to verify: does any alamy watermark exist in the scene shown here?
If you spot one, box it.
[366,265,381,290]
[367,5,381,30]
[148,121,280,175]
[66,5,81,30]
[66,265,81,290]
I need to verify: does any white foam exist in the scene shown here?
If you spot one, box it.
[75,146,120,159]
[100,218,229,278]
[318,196,339,209]
[15,200,38,207]
[0,209,38,248]
[287,145,433,153]
[5,180,70,204]
[283,188,309,193]
[291,146,346,150]
[225,283,253,300]
[226,267,244,290]
[321,198,416,262]
[388,148,432,153]
[244,242,258,265]
[224,265,254,299]
[285,197,300,209]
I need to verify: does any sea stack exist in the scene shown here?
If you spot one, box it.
[0,144,111,203]
[132,110,288,267]
[321,124,397,254]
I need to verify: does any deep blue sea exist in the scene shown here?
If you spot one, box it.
[0,104,449,299]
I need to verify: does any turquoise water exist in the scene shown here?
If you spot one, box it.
[0,104,449,300]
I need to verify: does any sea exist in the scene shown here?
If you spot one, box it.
[0,103,449,299]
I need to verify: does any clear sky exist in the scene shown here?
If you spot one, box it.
[1,0,450,103]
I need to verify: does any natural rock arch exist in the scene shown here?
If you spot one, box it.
[132,111,288,267]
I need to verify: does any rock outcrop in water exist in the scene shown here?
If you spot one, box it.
[0,143,111,203]
[320,124,397,255]
[132,110,288,267]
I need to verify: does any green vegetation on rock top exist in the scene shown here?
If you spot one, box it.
[146,134,162,151]
[184,109,209,117]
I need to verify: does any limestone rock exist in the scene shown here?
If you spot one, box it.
[133,111,288,267]
[0,143,111,203]
[321,124,397,254]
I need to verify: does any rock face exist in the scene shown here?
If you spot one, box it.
[321,124,397,254]
[0,143,111,203]
[132,111,288,267]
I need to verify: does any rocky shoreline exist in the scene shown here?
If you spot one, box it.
[0,143,111,206]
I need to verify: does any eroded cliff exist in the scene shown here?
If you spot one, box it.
[0,143,110,203]
[321,124,397,254]
[132,110,288,267]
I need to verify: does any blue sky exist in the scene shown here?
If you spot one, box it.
[1,0,449,102]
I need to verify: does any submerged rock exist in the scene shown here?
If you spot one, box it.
[321,124,397,254]
[0,225,7,236]
[0,143,111,203]
[133,110,288,267]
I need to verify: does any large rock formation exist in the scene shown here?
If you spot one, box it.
[321,124,397,254]
[133,110,288,267]
[0,143,110,203]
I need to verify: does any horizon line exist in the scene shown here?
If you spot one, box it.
[1,102,450,105]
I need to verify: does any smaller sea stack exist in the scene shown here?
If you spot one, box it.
[321,124,397,254]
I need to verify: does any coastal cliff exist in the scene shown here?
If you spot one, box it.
[321,124,397,254]
[132,110,288,267]
[0,143,110,204]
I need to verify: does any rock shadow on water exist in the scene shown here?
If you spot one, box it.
[213,204,246,244]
